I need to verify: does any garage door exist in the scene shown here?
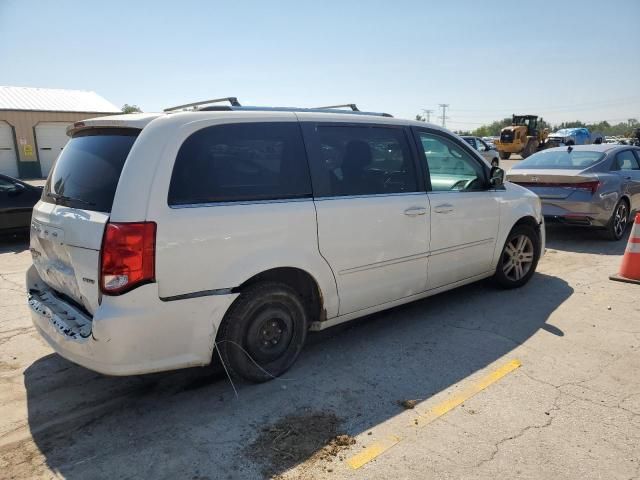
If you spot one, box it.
[0,122,19,178]
[35,122,72,177]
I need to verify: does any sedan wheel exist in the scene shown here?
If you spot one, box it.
[607,201,629,241]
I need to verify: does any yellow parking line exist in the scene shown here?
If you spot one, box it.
[346,435,401,469]
[414,359,521,427]
[347,359,522,470]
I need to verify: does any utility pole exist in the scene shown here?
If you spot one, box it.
[438,104,449,128]
[422,109,433,123]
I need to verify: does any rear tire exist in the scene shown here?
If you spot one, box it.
[216,282,308,383]
[493,224,541,289]
[605,199,629,241]
[499,151,511,160]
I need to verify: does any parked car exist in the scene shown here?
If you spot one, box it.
[507,145,640,240]
[461,136,500,166]
[0,174,42,235]
[546,128,593,148]
[27,101,544,381]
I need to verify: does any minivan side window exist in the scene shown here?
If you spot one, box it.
[168,122,311,205]
[416,131,486,192]
[308,125,418,197]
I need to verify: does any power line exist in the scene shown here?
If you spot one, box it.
[448,96,640,114]
[422,109,434,123]
[438,104,449,128]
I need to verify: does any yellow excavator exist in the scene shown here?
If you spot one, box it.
[495,115,549,159]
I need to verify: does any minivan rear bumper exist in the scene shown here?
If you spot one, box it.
[27,265,238,376]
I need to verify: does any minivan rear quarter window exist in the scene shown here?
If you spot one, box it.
[168,122,311,205]
[43,128,140,212]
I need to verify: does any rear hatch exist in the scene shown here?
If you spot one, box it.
[30,128,140,315]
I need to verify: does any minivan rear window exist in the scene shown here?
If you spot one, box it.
[43,128,139,212]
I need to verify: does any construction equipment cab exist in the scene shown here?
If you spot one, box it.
[496,114,549,160]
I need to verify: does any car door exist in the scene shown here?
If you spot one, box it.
[413,128,500,289]
[302,122,429,315]
[614,149,640,211]
[0,176,31,230]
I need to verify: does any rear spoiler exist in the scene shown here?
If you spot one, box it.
[66,114,161,136]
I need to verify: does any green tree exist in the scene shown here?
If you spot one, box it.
[121,104,142,114]
[473,117,511,137]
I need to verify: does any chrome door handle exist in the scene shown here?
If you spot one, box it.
[434,203,454,214]
[404,207,427,216]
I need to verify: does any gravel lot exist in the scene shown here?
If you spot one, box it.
[0,213,639,479]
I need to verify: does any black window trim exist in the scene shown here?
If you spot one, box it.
[169,196,313,209]
[300,121,426,199]
[167,121,313,208]
[410,127,491,193]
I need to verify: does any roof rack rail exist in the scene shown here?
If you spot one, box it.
[315,103,360,112]
[198,105,393,117]
[164,97,241,112]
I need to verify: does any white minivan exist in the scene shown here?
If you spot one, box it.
[27,99,544,382]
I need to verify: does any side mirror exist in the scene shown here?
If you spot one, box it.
[489,166,505,188]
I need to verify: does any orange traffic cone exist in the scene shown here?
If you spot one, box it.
[610,212,640,285]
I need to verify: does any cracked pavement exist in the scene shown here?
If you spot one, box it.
[0,224,639,480]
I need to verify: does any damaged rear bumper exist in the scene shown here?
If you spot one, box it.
[27,265,238,376]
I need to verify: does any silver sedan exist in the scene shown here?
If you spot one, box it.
[507,145,640,240]
[461,136,500,167]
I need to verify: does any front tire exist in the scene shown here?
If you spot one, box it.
[491,158,499,167]
[493,224,541,289]
[521,141,536,159]
[499,151,511,160]
[217,282,308,383]
[605,199,629,241]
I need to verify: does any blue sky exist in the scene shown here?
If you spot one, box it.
[1,0,639,129]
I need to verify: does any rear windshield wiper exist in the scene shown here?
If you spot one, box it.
[46,192,96,207]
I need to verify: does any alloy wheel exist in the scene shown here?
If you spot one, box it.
[502,234,535,282]
[613,202,628,239]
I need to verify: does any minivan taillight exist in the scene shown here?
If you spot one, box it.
[100,222,156,295]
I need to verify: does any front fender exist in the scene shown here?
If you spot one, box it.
[491,183,543,269]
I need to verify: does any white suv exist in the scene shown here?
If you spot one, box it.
[27,100,544,381]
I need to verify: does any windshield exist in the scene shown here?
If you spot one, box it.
[512,149,606,170]
[43,128,140,212]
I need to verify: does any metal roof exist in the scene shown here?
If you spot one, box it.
[0,86,120,113]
